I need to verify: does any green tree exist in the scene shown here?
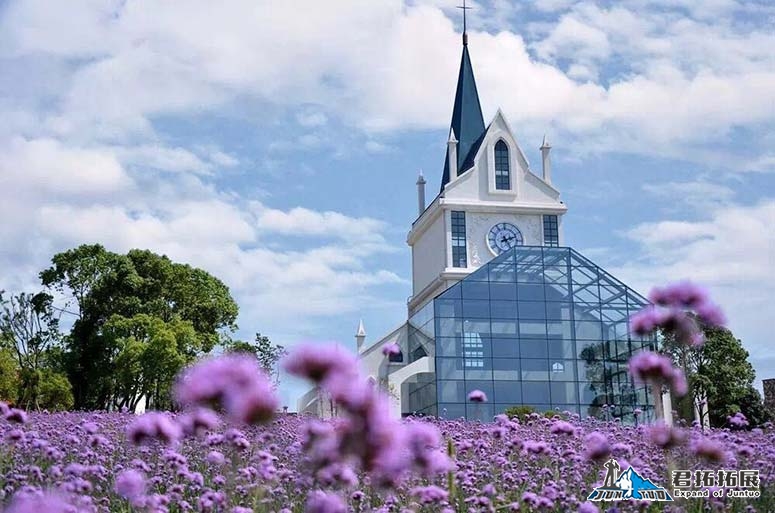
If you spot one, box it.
[0,291,63,409]
[663,324,770,427]
[40,244,239,410]
[104,314,196,410]
[224,333,286,387]
[0,347,19,403]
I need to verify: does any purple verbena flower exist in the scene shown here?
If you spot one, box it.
[5,408,28,424]
[628,351,688,396]
[305,490,347,513]
[5,491,72,513]
[728,411,749,429]
[583,431,611,461]
[115,469,146,501]
[467,390,487,403]
[381,342,401,357]
[282,343,359,385]
[126,412,182,445]
[411,485,449,504]
[175,354,278,425]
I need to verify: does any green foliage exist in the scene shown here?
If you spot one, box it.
[15,369,74,411]
[663,323,771,427]
[104,314,197,410]
[504,405,536,420]
[224,333,286,386]
[0,347,19,403]
[0,291,63,409]
[39,244,240,410]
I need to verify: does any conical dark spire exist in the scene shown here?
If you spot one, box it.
[440,43,486,192]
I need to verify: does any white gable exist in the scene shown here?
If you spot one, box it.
[443,110,561,206]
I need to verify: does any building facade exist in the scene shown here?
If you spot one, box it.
[299,29,657,423]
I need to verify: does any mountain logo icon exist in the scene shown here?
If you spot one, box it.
[587,459,674,502]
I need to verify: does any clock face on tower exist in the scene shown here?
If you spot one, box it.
[487,223,523,255]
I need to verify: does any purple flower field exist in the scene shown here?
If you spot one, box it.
[0,282,771,513]
[0,409,773,512]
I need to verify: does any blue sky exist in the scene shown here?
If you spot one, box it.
[1,0,774,408]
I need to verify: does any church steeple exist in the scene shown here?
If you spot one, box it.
[440,35,486,192]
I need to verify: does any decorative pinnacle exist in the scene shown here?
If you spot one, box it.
[355,319,366,337]
[540,134,551,150]
[417,170,426,184]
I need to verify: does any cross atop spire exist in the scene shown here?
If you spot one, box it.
[457,0,473,46]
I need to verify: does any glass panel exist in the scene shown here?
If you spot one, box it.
[545,302,572,321]
[549,359,577,381]
[465,367,493,380]
[547,338,575,359]
[545,283,571,301]
[492,358,520,380]
[550,382,578,403]
[438,403,466,420]
[436,337,459,357]
[495,140,511,190]
[575,321,603,339]
[579,382,610,406]
[489,261,516,282]
[461,281,489,299]
[466,264,490,282]
[462,299,490,319]
[517,266,544,283]
[451,211,467,268]
[519,320,547,337]
[546,320,573,339]
[463,320,491,335]
[542,248,569,266]
[574,303,600,321]
[437,318,463,337]
[491,337,519,358]
[467,402,494,422]
[494,381,522,404]
[515,247,544,266]
[518,283,545,300]
[522,382,551,403]
[490,282,517,300]
[518,301,546,320]
[490,300,518,319]
[436,299,462,318]
[465,380,494,401]
[491,319,517,336]
[577,358,605,384]
[520,337,548,359]
[438,380,467,403]
[437,358,464,380]
[521,359,549,381]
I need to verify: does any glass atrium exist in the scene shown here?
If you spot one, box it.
[403,246,657,423]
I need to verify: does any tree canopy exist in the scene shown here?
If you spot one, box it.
[663,323,771,427]
[39,244,240,410]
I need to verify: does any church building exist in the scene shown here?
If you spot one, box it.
[298,28,658,423]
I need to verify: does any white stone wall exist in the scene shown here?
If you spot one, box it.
[411,212,446,296]
[467,212,543,267]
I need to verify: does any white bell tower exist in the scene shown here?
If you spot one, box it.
[406,38,567,316]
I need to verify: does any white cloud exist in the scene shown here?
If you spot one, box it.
[642,180,736,211]
[610,201,775,383]
[2,1,775,163]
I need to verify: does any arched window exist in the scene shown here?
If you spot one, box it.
[389,349,404,363]
[494,140,510,190]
